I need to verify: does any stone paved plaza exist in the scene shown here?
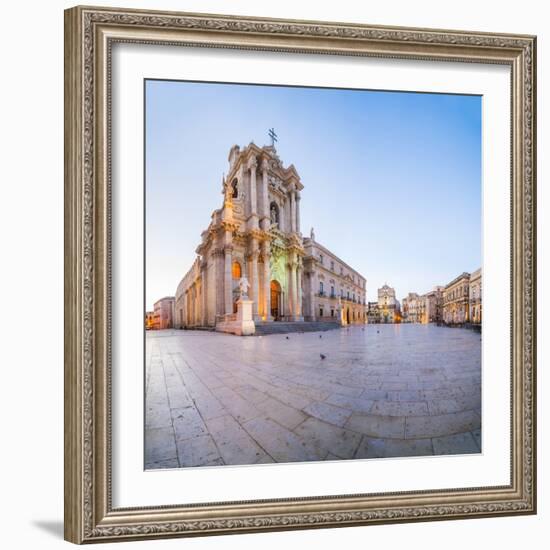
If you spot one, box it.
[145,324,481,469]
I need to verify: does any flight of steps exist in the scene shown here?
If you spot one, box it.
[179,326,215,332]
[253,321,340,336]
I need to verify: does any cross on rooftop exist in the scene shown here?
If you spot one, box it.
[268,128,278,147]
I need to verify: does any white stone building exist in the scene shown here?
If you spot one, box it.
[402,292,420,323]
[443,272,471,324]
[174,143,367,331]
[424,286,444,323]
[302,231,367,325]
[153,296,175,329]
[377,284,398,323]
[469,268,482,324]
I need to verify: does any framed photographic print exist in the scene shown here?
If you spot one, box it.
[64,5,537,544]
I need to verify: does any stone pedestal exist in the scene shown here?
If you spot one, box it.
[215,298,255,336]
[236,299,256,335]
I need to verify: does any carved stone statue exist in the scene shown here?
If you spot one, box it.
[270,203,279,227]
[310,227,315,241]
[238,276,250,299]
[223,177,233,203]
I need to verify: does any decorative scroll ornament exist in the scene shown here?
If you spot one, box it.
[268,174,285,194]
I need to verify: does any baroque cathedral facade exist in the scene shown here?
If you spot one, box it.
[174,143,367,330]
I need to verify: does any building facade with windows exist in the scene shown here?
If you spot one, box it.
[173,143,367,331]
[153,296,175,329]
[174,257,202,329]
[469,268,482,325]
[423,286,444,323]
[402,292,420,323]
[442,272,471,324]
[145,311,155,330]
[377,284,398,323]
[302,234,367,325]
[367,301,380,324]
[404,287,443,324]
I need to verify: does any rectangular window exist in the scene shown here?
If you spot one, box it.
[319,308,323,317]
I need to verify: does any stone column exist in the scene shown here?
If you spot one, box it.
[200,262,207,326]
[262,241,272,321]
[248,157,258,227]
[249,241,260,319]
[224,245,233,316]
[191,286,194,327]
[289,256,298,320]
[310,272,316,320]
[190,286,195,326]
[287,263,294,319]
[261,158,269,230]
[213,249,224,318]
[193,285,198,325]
[290,187,296,233]
[185,291,190,326]
[296,263,303,319]
[182,290,189,327]
[296,192,301,234]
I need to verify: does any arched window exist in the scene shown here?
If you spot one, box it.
[232,261,242,279]
[269,201,279,227]
[231,179,238,199]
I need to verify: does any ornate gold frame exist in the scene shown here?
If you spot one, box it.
[64,5,537,544]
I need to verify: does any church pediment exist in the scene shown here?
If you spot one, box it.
[283,164,303,189]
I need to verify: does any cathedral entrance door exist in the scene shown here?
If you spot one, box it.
[270,280,281,320]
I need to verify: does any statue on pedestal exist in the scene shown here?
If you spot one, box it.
[238,276,250,299]
[270,202,279,228]
[222,175,234,204]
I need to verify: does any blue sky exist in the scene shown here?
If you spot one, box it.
[146,80,481,310]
